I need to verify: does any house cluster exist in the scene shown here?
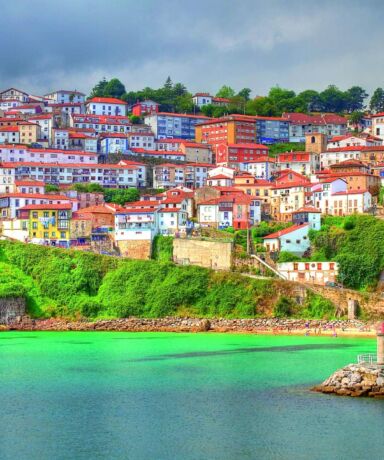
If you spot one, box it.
[1,85,384,272]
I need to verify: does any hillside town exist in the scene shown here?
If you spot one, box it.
[0,84,383,287]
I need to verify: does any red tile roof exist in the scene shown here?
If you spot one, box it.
[19,203,72,210]
[264,224,309,239]
[292,206,321,214]
[86,97,127,105]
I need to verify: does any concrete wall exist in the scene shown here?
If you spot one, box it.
[0,297,26,324]
[117,240,152,260]
[173,238,233,270]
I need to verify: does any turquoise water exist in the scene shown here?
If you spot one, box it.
[0,332,382,460]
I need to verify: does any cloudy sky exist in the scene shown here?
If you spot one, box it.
[1,0,383,97]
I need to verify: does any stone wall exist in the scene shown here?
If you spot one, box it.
[117,240,152,260]
[0,297,26,324]
[307,284,384,318]
[173,238,233,270]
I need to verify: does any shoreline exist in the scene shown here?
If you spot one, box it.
[1,316,378,337]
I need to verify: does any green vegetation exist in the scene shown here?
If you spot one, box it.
[45,184,60,193]
[301,294,336,320]
[278,251,300,263]
[0,241,276,320]
[152,235,173,262]
[273,296,295,318]
[310,215,384,289]
[67,183,140,206]
[89,77,373,117]
[268,142,305,157]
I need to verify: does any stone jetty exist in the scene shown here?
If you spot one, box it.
[313,321,384,397]
[312,364,384,398]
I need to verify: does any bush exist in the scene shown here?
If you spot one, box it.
[273,296,295,318]
[301,294,335,319]
[278,251,300,263]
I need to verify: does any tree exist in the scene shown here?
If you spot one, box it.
[370,88,384,113]
[129,115,141,124]
[173,83,187,97]
[294,89,321,112]
[349,111,364,130]
[319,85,346,112]
[237,88,252,101]
[103,78,126,99]
[163,76,173,91]
[89,78,108,98]
[216,85,235,98]
[344,86,368,112]
[103,188,140,206]
[174,94,194,113]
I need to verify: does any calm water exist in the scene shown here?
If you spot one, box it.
[0,332,382,460]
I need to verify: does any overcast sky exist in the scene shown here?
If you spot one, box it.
[1,0,383,97]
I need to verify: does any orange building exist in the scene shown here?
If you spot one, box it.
[195,115,257,156]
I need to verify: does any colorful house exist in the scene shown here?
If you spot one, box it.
[17,203,72,246]
[263,224,310,255]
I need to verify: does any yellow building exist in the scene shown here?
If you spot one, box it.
[18,121,41,144]
[18,203,71,245]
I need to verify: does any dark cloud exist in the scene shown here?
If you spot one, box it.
[0,0,383,96]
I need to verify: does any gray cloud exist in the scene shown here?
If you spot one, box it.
[0,0,383,97]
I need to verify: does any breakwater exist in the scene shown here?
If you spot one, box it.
[312,364,384,397]
[3,316,377,335]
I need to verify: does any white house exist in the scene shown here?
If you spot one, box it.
[207,175,233,187]
[114,208,159,243]
[277,261,339,285]
[320,146,363,169]
[311,178,372,215]
[192,93,213,107]
[241,157,276,180]
[327,134,382,149]
[100,133,129,154]
[0,88,29,102]
[372,112,384,140]
[157,208,187,235]
[292,206,321,230]
[0,126,19,144]
[277,152,320,176]
[44,90,85,104]
[85,97,127,116]
[263,224,310,255]
[128,132,155,150]
[28,114,54,142]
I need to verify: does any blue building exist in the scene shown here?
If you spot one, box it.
[255,116,290,144]
[144,112,210,140]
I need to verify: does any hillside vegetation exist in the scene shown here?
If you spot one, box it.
[0,241,277,319]
[0,240,337,320]
[309,215,384,290]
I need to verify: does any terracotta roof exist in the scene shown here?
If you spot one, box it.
[86,97,127,105]
[19,203,72,210]
[292,206,321,214]
[159,207,182,213]
[209,174,232,180]
[15,180,46,186]
[264,224,309,239]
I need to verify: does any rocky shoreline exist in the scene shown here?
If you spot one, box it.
[312,364,384,398]
[1,316,378,335]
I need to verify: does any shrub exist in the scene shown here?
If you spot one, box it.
[273,296,295,317]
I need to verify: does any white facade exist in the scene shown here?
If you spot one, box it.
[320,148,363,169]
[327,135,382,149]
[372,114,384,140]
[0,100,22,111]
[1,219,29,242]
[71,114,132,135]
[0,128,19,144]
[192,94,213,107]
[114,210,158,242]
[242,159,276,180]
[44,90,85,104]
[277,261,339,285]
[0,88,29,102]
[28,115,53,141]
[0,194,72,218]
[0,145,97,164]
[264,224,310,255]
[128,133,155,150]
[85,98,127,116]
[311,179,372,215]
[0,162,146,188]
[157,208,187,235]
